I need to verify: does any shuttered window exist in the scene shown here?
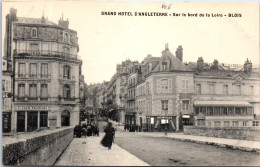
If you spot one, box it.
[41,84,48,98]
[182,79,189,93]
[18,84,25,97]
[29,84,37,98]
[30,63,37,78]
[41,63,48,78]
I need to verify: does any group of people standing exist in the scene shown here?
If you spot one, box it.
[124,124,141,132]
[74,122,99,138]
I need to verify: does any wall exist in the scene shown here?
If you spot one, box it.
[184,126,260,141]
[2,127,73,166]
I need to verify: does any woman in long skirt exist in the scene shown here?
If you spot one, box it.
[101,122,115,150]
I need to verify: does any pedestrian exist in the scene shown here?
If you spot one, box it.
[101,122,115,150]
[81,123,88,137]
[74,124,82,138]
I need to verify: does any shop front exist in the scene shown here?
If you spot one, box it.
[146,116,176,132]
[14,105,51,132]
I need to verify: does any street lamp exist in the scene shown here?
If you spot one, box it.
[161,99,168,136]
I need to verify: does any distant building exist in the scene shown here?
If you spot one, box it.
[107,44,260,131]
[4,8,83,132]
[191,58,260,128]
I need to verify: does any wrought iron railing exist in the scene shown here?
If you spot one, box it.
[15,50,78,60]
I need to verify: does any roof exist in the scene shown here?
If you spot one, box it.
[16,17,60,27]
[152,48,192,72]
[194,101,252,107]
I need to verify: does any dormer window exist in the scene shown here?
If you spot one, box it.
[162,62,167,71]
[31,28,37,38]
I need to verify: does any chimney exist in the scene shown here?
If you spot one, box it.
[10,8,17,21]
[175,45,183,62]
[212,59,219,70]
[58,15,69,29]
[244,58,252,73]
[197,57,204,70]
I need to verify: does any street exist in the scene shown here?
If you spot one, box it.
[114,131,260,166]
[54,121,260,166]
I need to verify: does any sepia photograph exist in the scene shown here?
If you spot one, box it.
[1,0,260,166]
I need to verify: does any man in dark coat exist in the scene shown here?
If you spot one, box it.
[74,124,82,138]
[101,122,115,150]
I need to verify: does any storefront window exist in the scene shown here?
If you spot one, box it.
[207,107,213,116]
[17,111,25,132]
[27,111,38,132]
[40,111,48,127]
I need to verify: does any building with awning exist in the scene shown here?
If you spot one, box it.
[194,101,252,107]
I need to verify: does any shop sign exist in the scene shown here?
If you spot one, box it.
[14,105,51,110]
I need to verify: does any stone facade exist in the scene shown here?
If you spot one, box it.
[2,127,73,165]
[3,8,84,133]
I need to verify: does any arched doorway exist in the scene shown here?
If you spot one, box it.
[61,110,70,126]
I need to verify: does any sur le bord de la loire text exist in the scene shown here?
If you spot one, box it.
[101,11,242,17]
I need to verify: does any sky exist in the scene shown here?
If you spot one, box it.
[2,1,259,84]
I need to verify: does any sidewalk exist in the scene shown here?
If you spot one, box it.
[54,133,150,166]
[110,122,260,153]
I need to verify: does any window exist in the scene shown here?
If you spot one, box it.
[182,79,189,93]
[41,84,48,100]
[41,64,48,78]
[162,62,167,71]
[224,121,230,127]
[18,84,25,98]
[221,107,228,115]
[19,63,26,77]
[161,79,168,93]
[63,85,71,99]
[64,46,70,55]
[63,65,70,79]
[64,32,69,42]
[31,28,37,38]
[40,111,48,127]
[253,121,259,126]
[237,85,241,95]
[30,63,37,78]
[242,121,248,127]
[161,100,168,111]
[232,121,239,127]
[29,84,37,100]
[214,121,221,127]
[2,80,10,92]
[235,107,241,115]
[228,107,234,115]
[195,107,200,115]
[209,84,215,94]
[182,100,189,111]
[195,84,201,94]
[208,121,212,127]
[250,86,254,95]
[31,44,39,55]
[223,85,228,95]
[207,107,213,115]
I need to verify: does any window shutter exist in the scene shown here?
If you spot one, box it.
[168,100,172,114]
[157,79,161,94]
[71,68,75,80]
[168,79,172,93]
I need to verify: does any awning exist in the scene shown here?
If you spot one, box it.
[194,101,252,107]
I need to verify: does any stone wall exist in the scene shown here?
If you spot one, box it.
[183,126,260,141]
[2,127,73,165]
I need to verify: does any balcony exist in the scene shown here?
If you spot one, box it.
[127,96,135,101]
[14,50,78,60]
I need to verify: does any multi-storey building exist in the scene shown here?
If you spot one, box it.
[4,8,83,132]
[125,61,141,126]
[136,45,193,132]
[190,57,260,128]
[2,57,13,133]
